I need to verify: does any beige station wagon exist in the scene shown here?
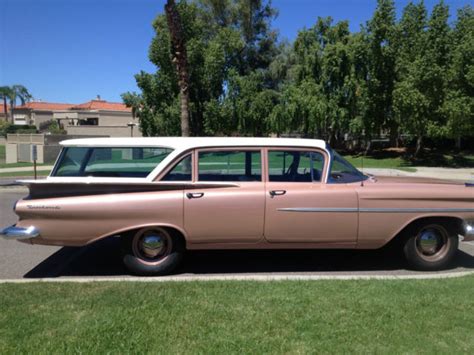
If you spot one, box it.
[1,137,473,275]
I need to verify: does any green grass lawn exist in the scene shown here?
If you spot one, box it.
[343,155,418,172]
[0,144,5,163]
[1,277,473,353]
[344,151,474,171]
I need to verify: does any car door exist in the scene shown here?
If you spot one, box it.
[183,148,265,243]
[264,149,358,244]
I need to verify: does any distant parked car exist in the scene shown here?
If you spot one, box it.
[1,137,473,275]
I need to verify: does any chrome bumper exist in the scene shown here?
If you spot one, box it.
[462,221,474,242]
[0,225,40,240]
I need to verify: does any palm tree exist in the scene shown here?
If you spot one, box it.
[0,86,11,122]
[8,85,33,124]
[165,0,190,137]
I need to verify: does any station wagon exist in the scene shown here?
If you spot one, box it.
[1,137,473,275]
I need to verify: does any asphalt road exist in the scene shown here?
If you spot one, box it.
[1,188,473,280]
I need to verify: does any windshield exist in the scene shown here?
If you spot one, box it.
[52,147,173,178]
[328,150,368,184]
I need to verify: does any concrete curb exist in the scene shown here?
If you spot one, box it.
[1,270,473,283]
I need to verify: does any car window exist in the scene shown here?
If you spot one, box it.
[268,150,324,182]
[198,150,261,182]
[328,151,367,184]
[161,154,192,181]
[52,147,173,177]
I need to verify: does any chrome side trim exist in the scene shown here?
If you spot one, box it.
[278,208,358,213]
[278,207,474,213]
[0,225,40,240]
[359,208,474,213]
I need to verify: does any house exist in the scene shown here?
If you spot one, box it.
[13,102,74,126]
[13,96,141,137]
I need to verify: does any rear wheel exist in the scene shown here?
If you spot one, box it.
[403,222,458,271]
[122,227,183,276]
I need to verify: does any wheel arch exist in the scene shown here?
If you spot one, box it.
[389,215,464,244]
[85,223,189,247]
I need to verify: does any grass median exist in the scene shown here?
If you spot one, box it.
[1,276,473,353]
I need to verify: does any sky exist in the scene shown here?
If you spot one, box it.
[0,0,470,104]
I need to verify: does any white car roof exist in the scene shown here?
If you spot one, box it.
[60,137,327,151]
[41,137,329,184]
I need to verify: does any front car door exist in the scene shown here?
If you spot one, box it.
[183,148,265,243]
[264,148,358,244]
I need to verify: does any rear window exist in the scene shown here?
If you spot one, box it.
[52,147,173,177]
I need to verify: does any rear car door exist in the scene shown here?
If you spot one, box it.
[183,148,265,243]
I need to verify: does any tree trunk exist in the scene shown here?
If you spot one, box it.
[414,135,423,158]
[9,100,14,125]
[455,136,461,150]
[364,138,372,155]
[179,87,190,136]
[165,0,190,137]
[2,97,7,123]
[389,122,399,148]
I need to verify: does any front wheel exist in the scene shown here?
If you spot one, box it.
[403,222,458,271]
[122,227,183,276]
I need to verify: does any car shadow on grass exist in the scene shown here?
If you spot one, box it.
[24,237,474,278]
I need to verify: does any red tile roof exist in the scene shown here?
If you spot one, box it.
[16,102,74,111]
[14,100,131,113]
[72,100,131,112]
[0,105,7,114]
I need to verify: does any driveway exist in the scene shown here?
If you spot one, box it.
[1,188,473,280]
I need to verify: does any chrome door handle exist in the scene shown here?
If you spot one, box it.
[269,190,286,197]
[186,192,204,199]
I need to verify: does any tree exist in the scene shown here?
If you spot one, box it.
[442,5,474,148]
[280,17,359,144]
[393,0,429,156]
[0,85,32,124]
[0,87,10,123]
[365,0,398,149]
[165,0,191,137]
[424,1,451,140]
[123,0,278,137]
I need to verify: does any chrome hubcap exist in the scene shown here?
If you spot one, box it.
[140,234,166,258]
[416,227,445,256]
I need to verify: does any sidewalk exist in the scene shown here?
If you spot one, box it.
[0,165,53,173]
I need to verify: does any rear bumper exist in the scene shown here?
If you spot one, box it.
[0,225,40,240]
[462,220,474,242]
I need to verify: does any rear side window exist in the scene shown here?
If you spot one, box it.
[161,155,192,181]
[268,150,324,182]
[198,151,261,182]
[53,147,173,177]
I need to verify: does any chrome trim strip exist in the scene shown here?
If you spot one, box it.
[278,207,474,213]
[359,208,474,213]
[278,208,358,213]
[0,225,40,240]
